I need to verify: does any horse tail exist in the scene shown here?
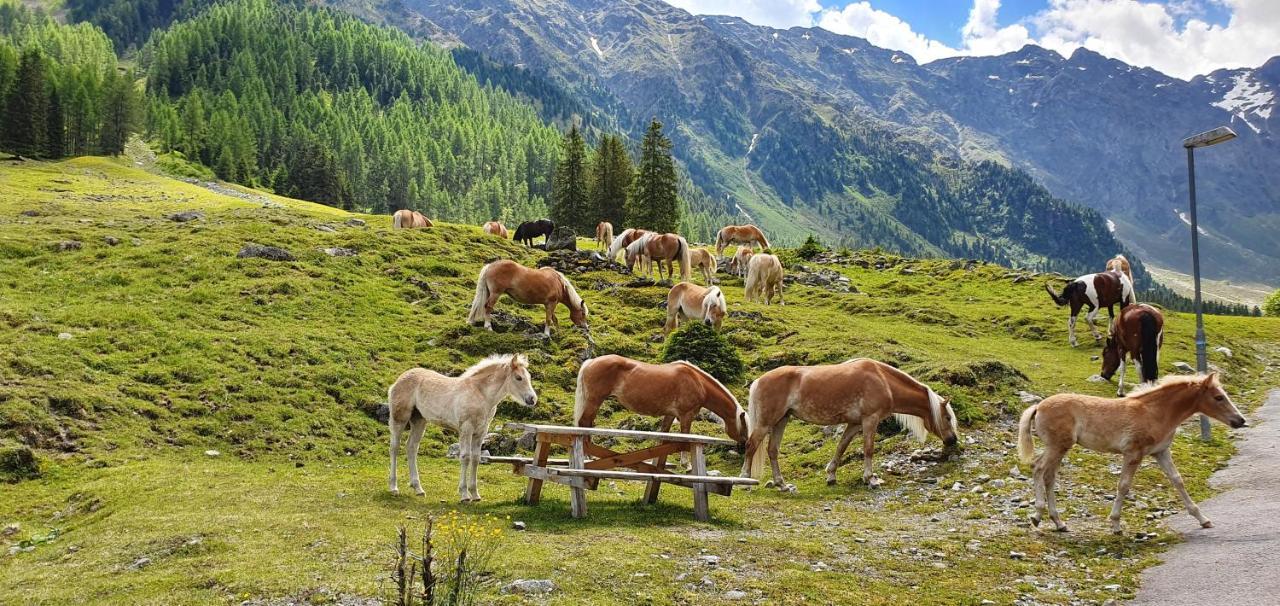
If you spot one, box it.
[1017,405,1038,466]
[1139,312,1159,383]
[1045,281,1073,306]
[677,236,691,281]
[467,263,491,325]
[573,357,595,426]
[746,380,769,480]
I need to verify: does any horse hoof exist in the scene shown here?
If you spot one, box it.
[1201,520,1214,529]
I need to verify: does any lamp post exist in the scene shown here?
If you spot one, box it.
[1182,126,1236,441]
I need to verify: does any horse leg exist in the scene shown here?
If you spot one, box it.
[825,424,857,486]
[407,416,428,496]
[1109,453,1143,534]
[388,420,403,494]
[1153,449,1212,528]
[769,415,793,491]
[860,417,883,488]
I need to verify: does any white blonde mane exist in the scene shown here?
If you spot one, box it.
[460,353,527,378]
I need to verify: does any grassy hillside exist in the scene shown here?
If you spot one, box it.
[1,157,1277,605]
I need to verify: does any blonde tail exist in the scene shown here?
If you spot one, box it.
[467,264,491,325]
[1017,405,1038,466]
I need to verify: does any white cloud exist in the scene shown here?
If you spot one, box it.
[664,0,1280,79]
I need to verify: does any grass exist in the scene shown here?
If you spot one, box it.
[1,157,1277,605]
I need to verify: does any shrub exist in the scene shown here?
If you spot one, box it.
[1265,289,1280,317]
[796,234,826,260]
[662,322,744,384]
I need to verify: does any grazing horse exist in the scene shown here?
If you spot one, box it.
[625,232,692,282]
[744,253,784,305]
[467,260,589,337]
[606,228,649,262]
[1018,373,1245,534]
[392,209,433,229]
[513,219,555,247]
[482,221,509,239]
[574,355,749,464]
[387,354,538,501]
[1044,271,1134,347]
[728,245,755,277]
[689,248,717,284]
[595,222,614,251]
[1100,303,1164,396]
[1106,254,1133,284]
[664,283,727,335]
[741,358,958,490]
[715,224,771,256]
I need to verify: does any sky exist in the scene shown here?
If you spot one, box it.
[662,0,1280,79]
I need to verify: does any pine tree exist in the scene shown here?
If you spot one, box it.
[589,133,632,228]
[627,119,680,233]
[550,123,588,232]
[3,48,49,157]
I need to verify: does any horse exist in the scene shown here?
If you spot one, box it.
[688,248,717,284]
[625,232,692,282]
[467,260,588,337]
[1018,373,1245,534]
[1100,303,1164,396]
[744,253,784,305]
[387,354,538,501]
[606,228,649,262]
[595,222,614,250]
[728,245,754,277]
[513,219,555,247]
[1044,271,1134,347]
[741,358,958,490]
[574,355,749,469]
[715,224,770,257]
[1106,254,1133,285]
[482,221,508,239]
[392,209,433,229]
[664,283,727,335]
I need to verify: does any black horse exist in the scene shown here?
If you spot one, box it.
[513,219,555,247]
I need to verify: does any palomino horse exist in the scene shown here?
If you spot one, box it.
[744,253,784,305]
[606,228,649,262]
[574,355,749,470]
[728,245,754,277]
[595,222,614,250]
[467,260,589,337]
[741,358,958,490]
[1044,271,1134,346]
[1106,254,1133,284]
[625,232,692,282]
[664,283,727,335]
[715,224,770,256]
[688,248,717,284]
[1100,303,1164,395]
[513,219,555,247]
[482,221,509,238]
[1018,373,1245,534]
[387,354,538,501]
[392,209,433,229]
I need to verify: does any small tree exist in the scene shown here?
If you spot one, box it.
[1264,289,1280,317]
[662,322,744,385]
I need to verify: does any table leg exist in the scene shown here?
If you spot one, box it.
[569,436,588,518]
[523,436,550,505]
[690,444,709,522]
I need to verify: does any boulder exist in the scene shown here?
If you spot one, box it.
[237,243,295,262]
[543,227,577,252]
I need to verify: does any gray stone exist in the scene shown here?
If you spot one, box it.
[500,579,555,595]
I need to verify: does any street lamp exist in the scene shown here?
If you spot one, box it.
[1182,126,1236,441]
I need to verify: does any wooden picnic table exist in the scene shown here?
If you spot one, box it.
[485,423,758,522]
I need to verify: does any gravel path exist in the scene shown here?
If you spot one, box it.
[1133,389,1280,605]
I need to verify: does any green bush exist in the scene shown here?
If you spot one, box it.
[1265,289,1280,317]
[796,234,826,260]
[662,322,744,384]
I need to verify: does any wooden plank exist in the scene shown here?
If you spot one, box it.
[522,438,552,505]
[584,442,683,473]
[569,436,588,519]
[506,423,737,446]
[690,443,709,522]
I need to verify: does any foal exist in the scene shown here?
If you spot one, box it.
[664,283,727,335]
[387,354,537,501]
[1100,303,1164,395]
[467,260,589,337]
[1018,373,1245,534]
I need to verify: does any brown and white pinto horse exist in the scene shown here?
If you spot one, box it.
[744,253,783,305]
[1106,254,1133,285]
[595,222,614,251]
[574,355,750,457]
[1044,270,1134,347]
[467,260,589,337]
[728,245,754,277]
[1100,303,1164,396]
[689,248,717,284]
[606,228,649,262]
[392,209,433,229]
[741,358,958,490]
[715,224,770,256]
[1018,373,1245,534]
[664,283,727,335]
[625,232,692,282]
[482,221,509,238]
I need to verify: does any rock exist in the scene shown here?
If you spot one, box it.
[724,590,748,600]
[53,240,82,251]
[544,227,577,252]
[345,218,366,227]
[168,211,203,222]
[1173,361,1195,373]
[205,450,221,457]
[1215,346,1233,358]
[501,579,555,595]
[1017,391,1042,404]
[512,521,526,531]
[320,247,357,257]
[57,332,73,340]
[237,243,294,262]
[104,236,120,246]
